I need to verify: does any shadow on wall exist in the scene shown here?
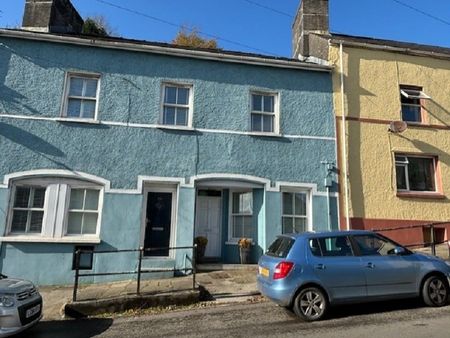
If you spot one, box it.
[0,122,65,157]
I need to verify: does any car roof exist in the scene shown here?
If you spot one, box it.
[280,230,374,240]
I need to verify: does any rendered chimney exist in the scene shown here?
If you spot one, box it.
[22,0,84,34]
[292,0,329,60]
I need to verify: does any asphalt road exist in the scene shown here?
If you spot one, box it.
[17,299,450,338]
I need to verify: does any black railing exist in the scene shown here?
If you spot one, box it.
[371,222,449,257]
[73,245,197,302]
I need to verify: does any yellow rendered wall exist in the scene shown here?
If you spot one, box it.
[330,45,450,221]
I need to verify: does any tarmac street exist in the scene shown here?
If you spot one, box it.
[16,299,450,338]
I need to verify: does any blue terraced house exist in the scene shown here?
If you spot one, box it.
[0,0,338,285]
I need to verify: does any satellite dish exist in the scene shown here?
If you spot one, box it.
[389,121,408,133]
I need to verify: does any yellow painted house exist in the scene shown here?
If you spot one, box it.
[293,0,450,245]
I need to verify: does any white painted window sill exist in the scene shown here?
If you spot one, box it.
[156,125,195,131]
[55,117,101,125]
[0,236,101,244]
[247,131,282,138]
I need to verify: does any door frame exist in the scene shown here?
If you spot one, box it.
[140,185,178,259]
[195,189,223,258]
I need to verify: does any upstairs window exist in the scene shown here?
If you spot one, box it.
[250,92,279,133]
[161,83,192,127]
[400,85,429,123]
[395,155,436,192]
[63,74,100,120]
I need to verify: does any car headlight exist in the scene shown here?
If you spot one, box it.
[0,295,15,307]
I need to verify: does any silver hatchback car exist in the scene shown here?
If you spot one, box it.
[257,230,450,321]
[0,275,42,337]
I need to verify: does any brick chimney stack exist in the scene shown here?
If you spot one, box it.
[292,0,330,60]
[22,0,84,34]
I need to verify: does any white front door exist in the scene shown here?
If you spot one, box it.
[195,191,222,258]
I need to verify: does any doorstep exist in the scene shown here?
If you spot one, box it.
[196,263,258,272]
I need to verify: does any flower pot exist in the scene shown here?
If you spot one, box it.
[196,245,206,262]
[239,247,251,264]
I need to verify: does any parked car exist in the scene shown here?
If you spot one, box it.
[257,230,450,321]
[0,274,42,337]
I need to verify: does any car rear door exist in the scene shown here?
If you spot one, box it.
[308,236,367,302]
[351,234,419,297]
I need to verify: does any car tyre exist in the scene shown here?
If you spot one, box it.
[293,287,328,321]
[422,275,449,307]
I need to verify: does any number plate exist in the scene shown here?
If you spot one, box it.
[26,304,41,318]
[259,266,269,277]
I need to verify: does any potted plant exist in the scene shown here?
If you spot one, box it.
[194,236,208,262]
[238,238,252,264]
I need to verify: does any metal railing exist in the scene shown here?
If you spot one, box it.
[73,245,197,302]
[371,222,449,256]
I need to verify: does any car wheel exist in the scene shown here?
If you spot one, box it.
[293,287,328,321]
[422,275,449,307]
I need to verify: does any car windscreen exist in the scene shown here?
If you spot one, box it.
[266,237,295,258]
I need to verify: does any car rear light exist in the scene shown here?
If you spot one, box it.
[273,261,294,280]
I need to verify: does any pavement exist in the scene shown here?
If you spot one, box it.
[39,264,259,320]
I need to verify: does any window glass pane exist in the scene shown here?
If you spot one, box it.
[282,217,293,234]
[243,215,252,238]
[262,115,273,132]
[294,193,306,216]
[14,187,30,208]
[233,216,242,238]
[84,79,98,98]
[67,99,82,117]
[69,78,83,96]
[177,88,189,105]
[81,100,96,119]
[353,235,397,256]
[251,114,262,132]
[29,211,44,233]
[163,107,176,125]
[84,190,99,210]
[165,86,177,104]
[294,218,306,233]
[309,239,321,256]
[252,94,262,111]
[396,165,407,190]
[282,193,293,215]
[263,95,274,112]
[83,213,98,234]
[32,188,46,208]
[267,237,295,258]
[317,236,353,257]
[408,157,435,191]
[233,192,252,214]
[70,189,85,210]
[401,105,421,122]
[67,212,83,234]
[176,108,188,126]
[11,211,28,232]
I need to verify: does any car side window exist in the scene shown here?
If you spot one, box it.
[309,236,354,257]
[352,235,397,256]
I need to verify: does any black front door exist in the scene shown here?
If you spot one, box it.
[144,192,172,257]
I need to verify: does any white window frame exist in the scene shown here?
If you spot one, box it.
[400,88,430,100]
[9,185,47,235]
[228,190,253,241]
[399,85,430,124]
[249,90,280,135]
[281,190,310,234]
[160,82,194,128]
[395,154,437,193]
[5,178,103,243]
[61,72,101,121]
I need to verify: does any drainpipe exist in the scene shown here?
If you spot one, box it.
[339,43,350,231]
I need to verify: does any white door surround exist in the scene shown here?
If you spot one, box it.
[195,190,222,258]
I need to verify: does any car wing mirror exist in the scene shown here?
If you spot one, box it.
[394,246,406,255]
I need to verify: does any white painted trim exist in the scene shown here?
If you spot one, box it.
[280,189,312,233]
[228,189,254,242]
[190,173,270,190]
[0,236,101,244]
[159,81,194,128]
[0,29,332,72]
[0,114,336,141]
[248,90,281,135]
[273,181,338,197]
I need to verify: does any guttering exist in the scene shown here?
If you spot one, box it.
[0,29,332,72]
[330,38,450,61]
[339,43,350,231]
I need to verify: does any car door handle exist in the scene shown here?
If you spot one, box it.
[315,264,326,270]
[366,262,375,269]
